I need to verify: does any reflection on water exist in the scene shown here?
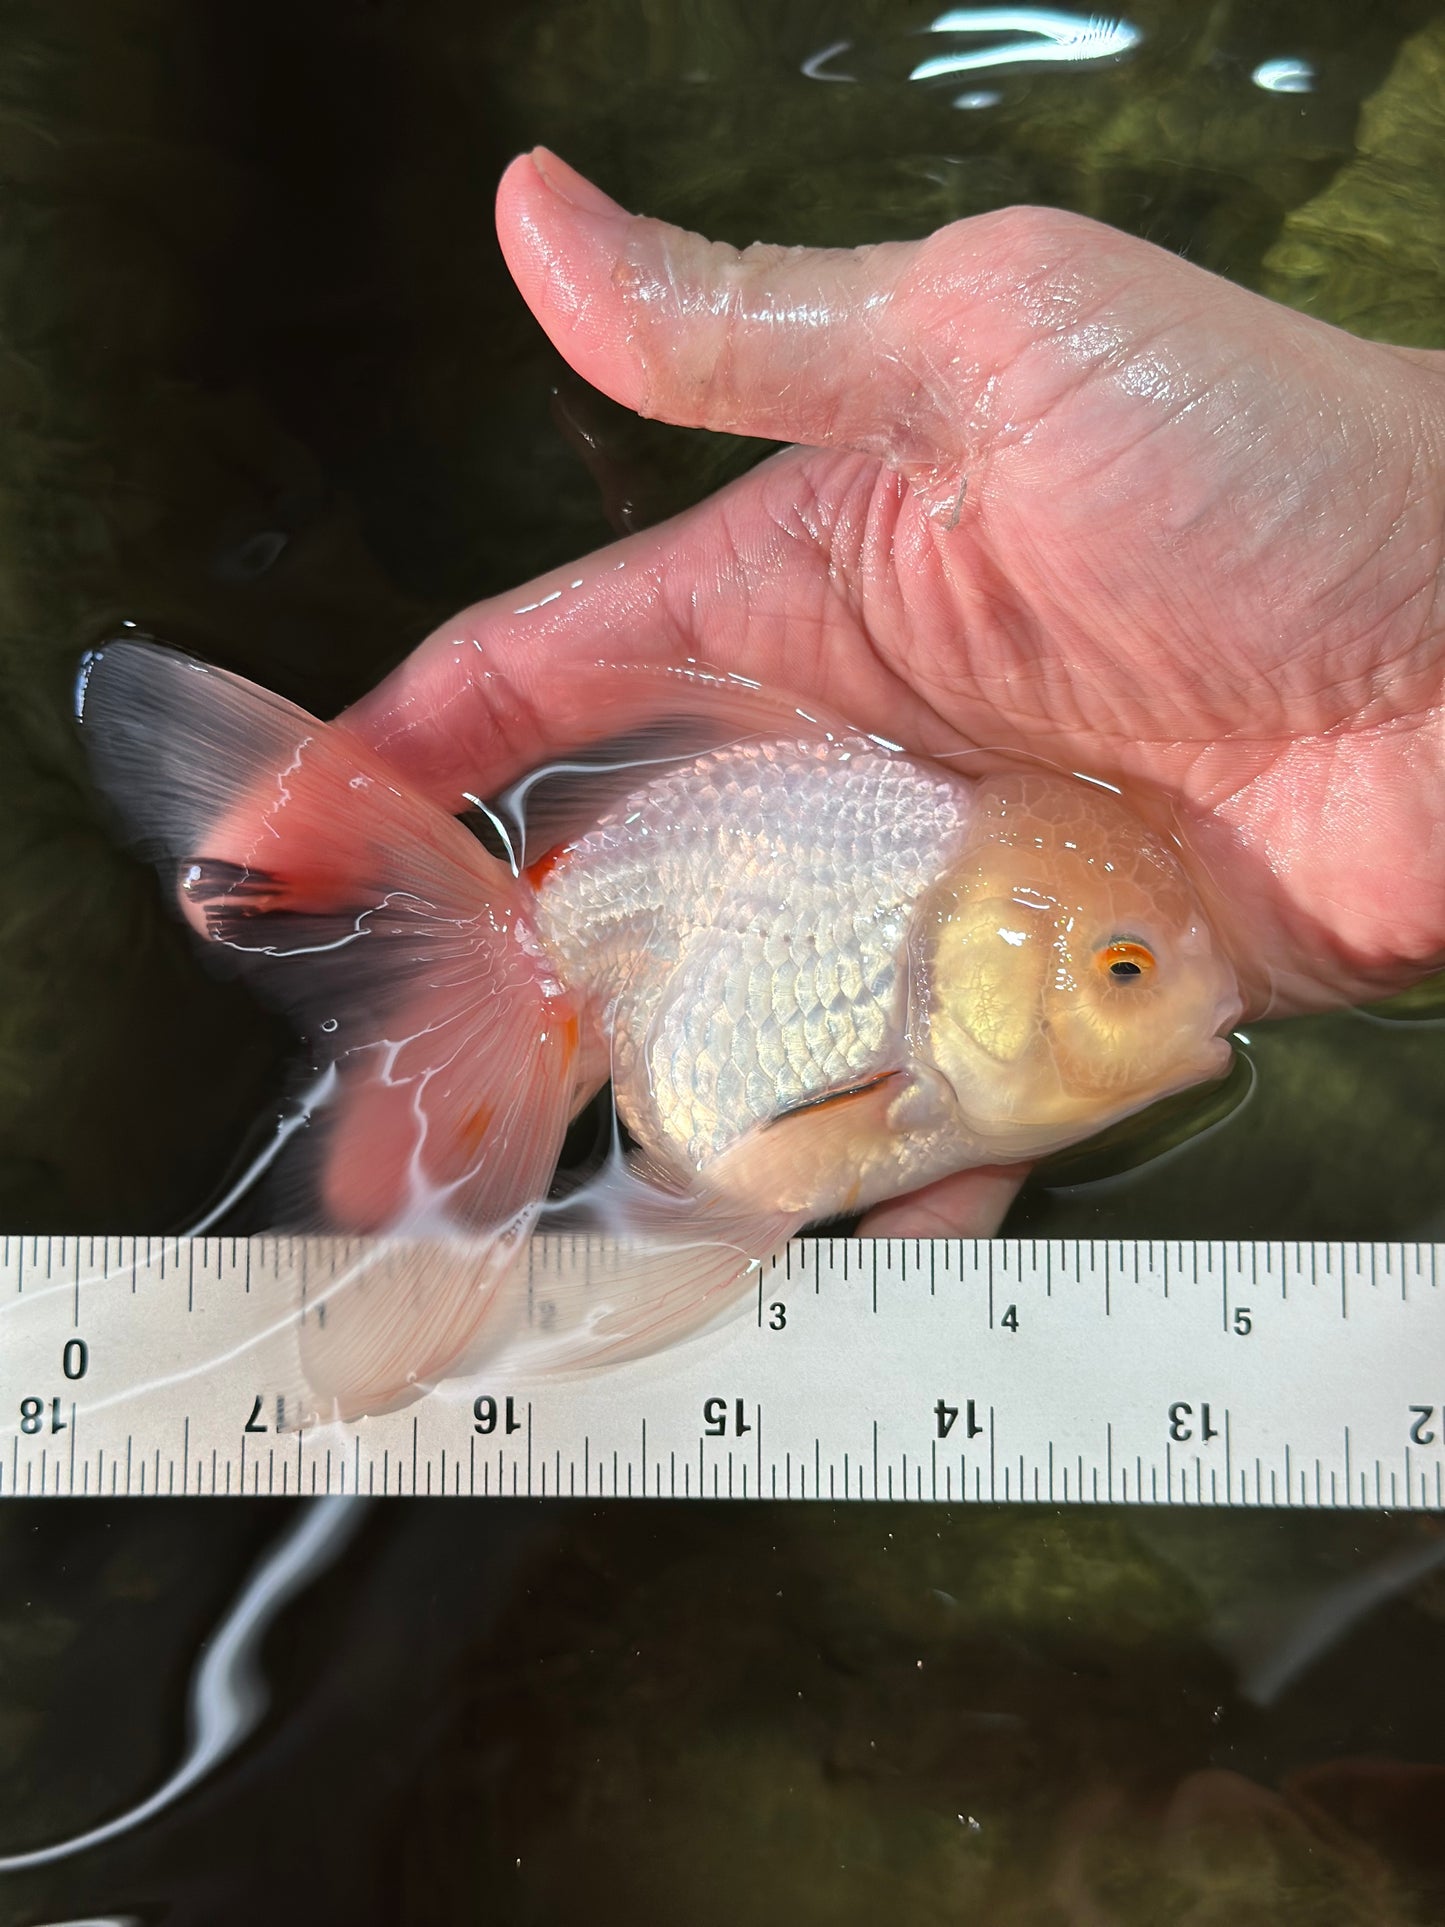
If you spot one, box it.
[0,1499,364,1873]
[4,1504,1445,1924]
[805,6,1147,86]
[1252,55,1316,92]
[0,0,1442,1918]
[908,9,1144,82]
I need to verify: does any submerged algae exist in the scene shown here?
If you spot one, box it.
[384,1506,1445,1924]
[1265,17,1445,346]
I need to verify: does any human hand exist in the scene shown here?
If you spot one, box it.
[340,149,1445,1233]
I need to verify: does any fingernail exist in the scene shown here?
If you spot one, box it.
[530,147,628,220]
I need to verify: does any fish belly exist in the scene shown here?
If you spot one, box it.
[532,739,972,1175]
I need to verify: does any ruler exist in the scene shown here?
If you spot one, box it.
[0,1235,1441,1506]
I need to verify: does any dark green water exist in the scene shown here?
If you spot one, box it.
[0,2,1443,1920]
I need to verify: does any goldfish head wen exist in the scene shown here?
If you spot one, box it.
[916,774,1241,1158]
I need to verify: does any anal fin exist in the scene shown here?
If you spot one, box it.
[508,1155,803,1372]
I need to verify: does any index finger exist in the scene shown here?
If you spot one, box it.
[339,446,950,806]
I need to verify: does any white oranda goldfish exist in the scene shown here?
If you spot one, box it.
[80,642,1240,1416]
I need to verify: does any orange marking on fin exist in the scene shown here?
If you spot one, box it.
[538,1008,582,1066]
[523,845,568,892]
[460,1101,495,1153]
[559,1010,581,1061]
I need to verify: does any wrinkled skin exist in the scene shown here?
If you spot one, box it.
[341,149,1445,1239]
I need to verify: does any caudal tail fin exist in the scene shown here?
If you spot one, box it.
[79,640,584,1415]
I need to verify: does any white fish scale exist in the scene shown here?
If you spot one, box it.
[532,739,971,1168]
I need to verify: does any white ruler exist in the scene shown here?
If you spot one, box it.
[0,1235,1441,1506]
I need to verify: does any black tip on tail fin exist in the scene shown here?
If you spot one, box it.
[80,642,597,1411]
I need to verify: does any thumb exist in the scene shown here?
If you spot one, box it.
[496,147,1043,467]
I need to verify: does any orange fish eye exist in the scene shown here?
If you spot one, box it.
[1096,939,1156,983]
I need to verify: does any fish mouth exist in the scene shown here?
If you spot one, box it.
[1147,1008,1240,1105]
[1212,984,1247,1044]
[1185,989,1245,1087]
[1200,1032,1238,1079]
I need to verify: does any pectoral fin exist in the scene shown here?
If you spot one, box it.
[710,1070,914,1216]
[511,1155,803,1371]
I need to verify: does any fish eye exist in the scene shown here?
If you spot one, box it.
[1095,938,1156,983]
